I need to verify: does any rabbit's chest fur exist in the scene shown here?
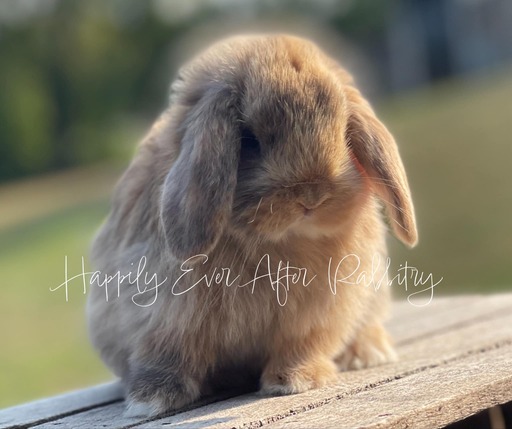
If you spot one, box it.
[139,224,388,370]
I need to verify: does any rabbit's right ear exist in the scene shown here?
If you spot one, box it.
[160,86,240,260]
[344,84,418,247]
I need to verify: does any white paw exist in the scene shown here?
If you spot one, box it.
[336,325,397,371]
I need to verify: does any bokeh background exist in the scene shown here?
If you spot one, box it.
[1,0,511,408]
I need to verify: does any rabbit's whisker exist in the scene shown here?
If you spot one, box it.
[382,199,409,217]
[390,217,411,234]
[247,197,263,224]
[366,177,402,190]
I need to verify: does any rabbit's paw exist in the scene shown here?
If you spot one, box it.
[336,323,397,371]
[259,356,337,396]
[124,364,201,417]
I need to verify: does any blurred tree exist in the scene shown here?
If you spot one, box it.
[0,0,179,181]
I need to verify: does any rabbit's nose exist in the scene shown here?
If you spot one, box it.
[298,194,330,214]
[299,199,323,211]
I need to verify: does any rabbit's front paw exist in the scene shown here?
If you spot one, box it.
[259,356,337,396]
[124,364,201,417]
[336,323,397,371]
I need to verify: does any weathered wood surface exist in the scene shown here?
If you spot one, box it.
[0,382,123,428]
[1,293,511,429]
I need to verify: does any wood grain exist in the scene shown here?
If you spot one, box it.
[267,345,512,429]
[2,293,511,429]
[0,382,123,428]
[129,310,512,429]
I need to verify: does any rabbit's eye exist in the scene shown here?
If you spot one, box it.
[240,127,261,160]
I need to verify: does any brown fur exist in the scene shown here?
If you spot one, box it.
[87,34,417,416]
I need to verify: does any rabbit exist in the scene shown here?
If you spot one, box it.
[86,34,417,416]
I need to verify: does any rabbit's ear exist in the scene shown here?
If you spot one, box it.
[345,86,418,247]
[160,87,240,260]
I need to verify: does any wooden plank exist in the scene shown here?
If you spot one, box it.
[390,294,477,321]
[28,402,129,429]
[4,293,512,429]
[129,312,512,429]
[389,293,512,344]
[0,382,123,429]
[29,391,242,429]
[396,310,512,362]
[40,296,512,429]
[266,345,512,429]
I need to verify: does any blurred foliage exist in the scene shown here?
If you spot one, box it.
[0,0,177,180]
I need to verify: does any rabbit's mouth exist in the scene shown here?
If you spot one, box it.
[287,208,337,238]
[248,188,370,242]
[235,198,335,242]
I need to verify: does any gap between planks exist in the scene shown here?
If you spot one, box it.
[26,294,512,429]
[265,345,512,429]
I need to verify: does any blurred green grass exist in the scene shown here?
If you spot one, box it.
[0,71,511,408]
[384,69,512,293]
[0,201,113,408]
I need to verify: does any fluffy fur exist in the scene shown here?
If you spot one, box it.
[87,34,417,416]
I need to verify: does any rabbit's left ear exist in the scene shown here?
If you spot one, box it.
[160,86,240,260]
[345,86,418,247]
